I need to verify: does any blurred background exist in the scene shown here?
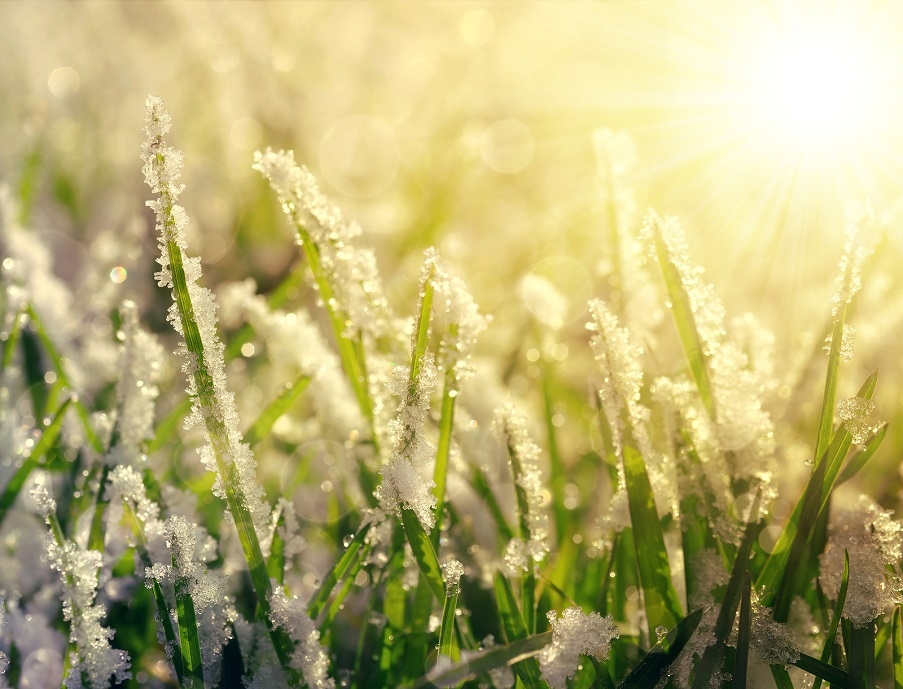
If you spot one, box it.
[4,1,903,498]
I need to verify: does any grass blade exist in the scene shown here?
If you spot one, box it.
[309,522,372,620]
[734,573,751,689]
[793,653,849,687]
[836,422,887,486]
[174,568,204,687]
[692,492,761,688]
[757,369,877,611]
[816,309,847,462]
[645,214,716,420]
[813,550,849,689]
[243,373,311,448]
[437,585,460,666]
[893,607,903,688]
[844,618,875,689]
[401,508,446,602]
[0,396,73,531]
[494,571,546,689]
[406,631,553,689]
[616,607,704,689]
[622,442,683,634]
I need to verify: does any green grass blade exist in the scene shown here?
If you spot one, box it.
[437,587,460,666]
[24,306,103,453]
[836,422,887,486]
[734,573,751,689]
[174,567,204,687]
[893,607,903,688]
[646,216,716,420]
[243,374,311,448]
[308,522,372,620]
[87,464,111,553]
[757,370,877,609]
[467,464,514,543]
[431,372,456,551]
[844,618,875,689]
[541,365,567,547]
[616,608,704,689]
[493,572,546,689]
[816,308,847,462]
[405,631,553,689]
[0,396,73,531]
[622,443,683,634]
[266,505,286,586]
[401,508,445,602]
[792,654,849,687]
[0,456,39,531]
[813,550,849,689]
[692,493,761,689]
[770,665,795,689]
[123,503,185,685]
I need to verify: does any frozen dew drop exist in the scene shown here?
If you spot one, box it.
[342,534,354,548]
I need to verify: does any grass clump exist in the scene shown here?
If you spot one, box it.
[0,94,900,689]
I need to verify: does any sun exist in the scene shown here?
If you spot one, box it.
[740,18,887,153]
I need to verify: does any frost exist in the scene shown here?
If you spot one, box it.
[217,279,364,438]
[376,352,439,530]
[42,528,131,688]
[253,148,392,340]
[836,395,878,445]
[142,96,272,543]
[587,299,647,457]
[494,405,551,568]
[751,604,800,667]
[538,607,618,689]
[823,323,856,363]
[111,301,165,460]
[688,548,728,610]
[441,558,464,596]
[641,211,775,476]
[820,495,903,627]
[831,202,879,318]
[424,249,490,388]
[268,585,335,689]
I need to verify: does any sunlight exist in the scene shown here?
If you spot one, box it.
[741,18,886,153]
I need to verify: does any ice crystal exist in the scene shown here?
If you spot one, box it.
[538,607,618,689]
[218,279,364,438]
[111,301,165,460]
[441,558,464,596]
[750,602,800,667]
[831,202,878,318]
[640,212,725,355]
[253,148,391,340]
[822,323,856,363]
[494,405,551,567]
[41,522,130,688]
[424,249,490,388]
[641,211,775,473]
[142,96,271,541]
[0,597,7,681]
[153,516,235,681]
[836,395,878,445]
[267,585,335,689]
[587,299,647,457]
[376,354,439,530]
[820,495,903,627]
